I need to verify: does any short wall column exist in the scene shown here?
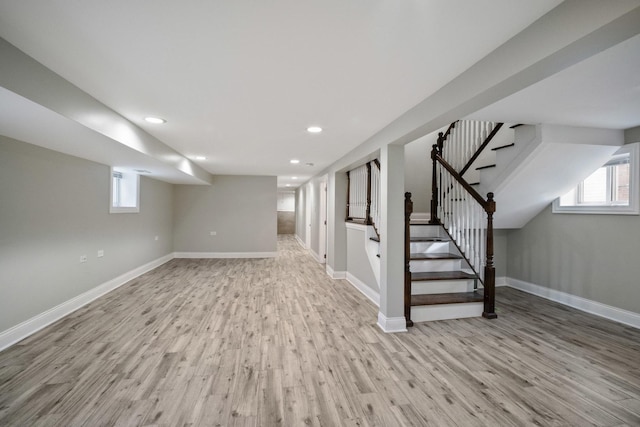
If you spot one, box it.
[378,144,407,332]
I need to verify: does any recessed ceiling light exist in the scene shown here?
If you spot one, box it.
[290,159,300,164]
[195,156,207,160]
[144,116,166,124]
[285,184,291,187]
[307,126,322,133]
[292,176,298,179]
[134,169,152,174]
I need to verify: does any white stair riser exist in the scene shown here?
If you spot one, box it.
[411,280,475,295]
[409,225,442,238]
[410,259,461,272]
[411,302,483,322]
[410,241,452,253]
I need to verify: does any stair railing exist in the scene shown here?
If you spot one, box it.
[431,137,497,319]
[441,120,503,176]
[346,160,381,236]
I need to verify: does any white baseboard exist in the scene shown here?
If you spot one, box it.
[496,276,508,287]
[310,249,325,264]
[326,265,346,279]
[346,272,380,306]
[506,277,640,330]
[0,253,174,352]
[411,302,483,323]
[174,251,277,258]
[294,234,305,248]
[377,313,407,333]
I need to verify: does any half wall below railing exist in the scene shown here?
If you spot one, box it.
[346,160,381,236]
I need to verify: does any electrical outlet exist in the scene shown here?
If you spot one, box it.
[80,255,87,263]
[210,231,217,236]
[97,250,104,258]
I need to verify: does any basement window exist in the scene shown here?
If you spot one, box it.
[553,143,639,215]
[110,168,140,213]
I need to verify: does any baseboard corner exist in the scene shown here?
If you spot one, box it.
[377,312,408,333]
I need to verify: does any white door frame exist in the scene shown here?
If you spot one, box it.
[318,176,328,263]
[305,183,312,249]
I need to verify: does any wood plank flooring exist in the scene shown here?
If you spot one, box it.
[1,235,639,426]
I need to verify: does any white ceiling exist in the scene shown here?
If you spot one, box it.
[468,34,640,129]
[0,0,563,188]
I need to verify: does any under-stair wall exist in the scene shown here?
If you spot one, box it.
[477,124,625,228]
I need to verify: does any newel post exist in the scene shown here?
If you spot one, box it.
[482,192,497,319]
[429,135,442,225]
[404,192,414,327]
[365,162,372,225]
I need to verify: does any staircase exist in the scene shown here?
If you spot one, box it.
[407,222,484,323]
[404,120,499,326]
[403,119,624,326]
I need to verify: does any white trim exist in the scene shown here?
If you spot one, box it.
[552,142,639,216]
[377,313,407,333]
[0,253,174,351]
[326,265,346,279]
[411,302,483,322]
[174,251,277,259]
[294,234,305,248]
[345,221,367,231]
[346,272,380,306]
[506,277,640,329]
[310,248,324,264]
[496,276,508,287]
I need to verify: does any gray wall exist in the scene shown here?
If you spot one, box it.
[494,229,508,278]
[173,175,277,253]
[295,186,307,245]
[346,227,379,294]
[507,205,640,313]
[404,132,437,213]
[625,125,640,144]
[0,136,174,332]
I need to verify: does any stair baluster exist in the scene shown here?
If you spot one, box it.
[430,121,501,319]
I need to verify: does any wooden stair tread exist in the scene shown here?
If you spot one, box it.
[476,164,496,171]
[411,270,477,281]
[410,236,448,242]
[411,291,483,306]
[410,252,462,260]
[492,143,515,151]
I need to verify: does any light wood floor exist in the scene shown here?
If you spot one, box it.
[1,236,639,426]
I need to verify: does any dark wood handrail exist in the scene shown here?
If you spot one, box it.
[459,123,504,176]
[442,121,458,141]
[434,152,494,213]
[404,192,413,327]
